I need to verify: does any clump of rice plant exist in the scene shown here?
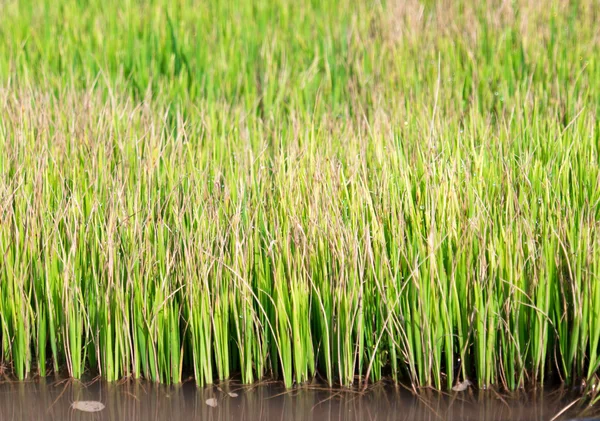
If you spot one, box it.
[0,0,599,392]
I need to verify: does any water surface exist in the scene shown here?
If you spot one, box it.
[0,379,596,421]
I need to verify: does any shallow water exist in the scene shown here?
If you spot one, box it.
[0,379,597,421]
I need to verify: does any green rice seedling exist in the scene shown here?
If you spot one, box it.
[185,265,214,386]
[587,233,600,381]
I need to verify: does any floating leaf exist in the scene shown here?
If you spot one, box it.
[205,398,218,407]
[71,401,105,412]
[452,379,473,392]
[228,392,238,398]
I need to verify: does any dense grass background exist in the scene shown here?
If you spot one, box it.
[0,0,599,392]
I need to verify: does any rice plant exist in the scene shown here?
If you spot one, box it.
[0,0,599,392]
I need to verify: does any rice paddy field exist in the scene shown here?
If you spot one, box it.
[0,0,599,397]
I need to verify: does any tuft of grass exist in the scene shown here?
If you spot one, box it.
[0,0,599,391]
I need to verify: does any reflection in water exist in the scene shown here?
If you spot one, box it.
[0,379,595,421]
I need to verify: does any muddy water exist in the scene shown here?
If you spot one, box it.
[0,379,596,421]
